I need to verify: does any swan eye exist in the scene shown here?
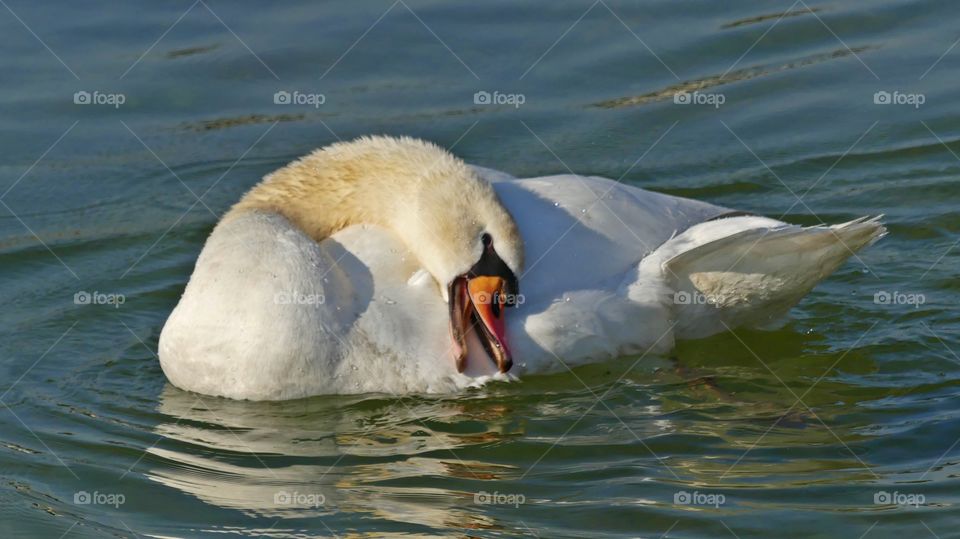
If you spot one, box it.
[481,233,492,247]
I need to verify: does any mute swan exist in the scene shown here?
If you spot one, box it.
[159,136,885,400]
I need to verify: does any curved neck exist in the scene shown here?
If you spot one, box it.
[227,166,384,243]
[222,137,522,292]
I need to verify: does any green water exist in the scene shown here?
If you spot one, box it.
[1,0,959,537]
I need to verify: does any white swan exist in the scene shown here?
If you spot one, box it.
[158,136,885,400]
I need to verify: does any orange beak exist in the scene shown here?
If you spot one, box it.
[449,275,513,373]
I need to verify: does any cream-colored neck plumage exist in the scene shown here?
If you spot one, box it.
[224,135,524,290]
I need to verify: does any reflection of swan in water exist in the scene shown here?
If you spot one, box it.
[147,379,877,532]
[146,385,520,528]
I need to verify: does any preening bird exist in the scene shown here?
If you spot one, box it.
[159,136,884,400]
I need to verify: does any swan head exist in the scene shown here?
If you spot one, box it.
[446,232,522,375]
[387,150,524,375]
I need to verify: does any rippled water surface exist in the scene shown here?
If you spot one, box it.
[2,0,959,537]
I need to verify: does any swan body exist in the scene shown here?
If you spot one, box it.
[159,136,885,400]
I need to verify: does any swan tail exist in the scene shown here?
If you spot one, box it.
[657,215,886,339]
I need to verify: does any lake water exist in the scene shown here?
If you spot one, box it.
[1,0,958,537]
